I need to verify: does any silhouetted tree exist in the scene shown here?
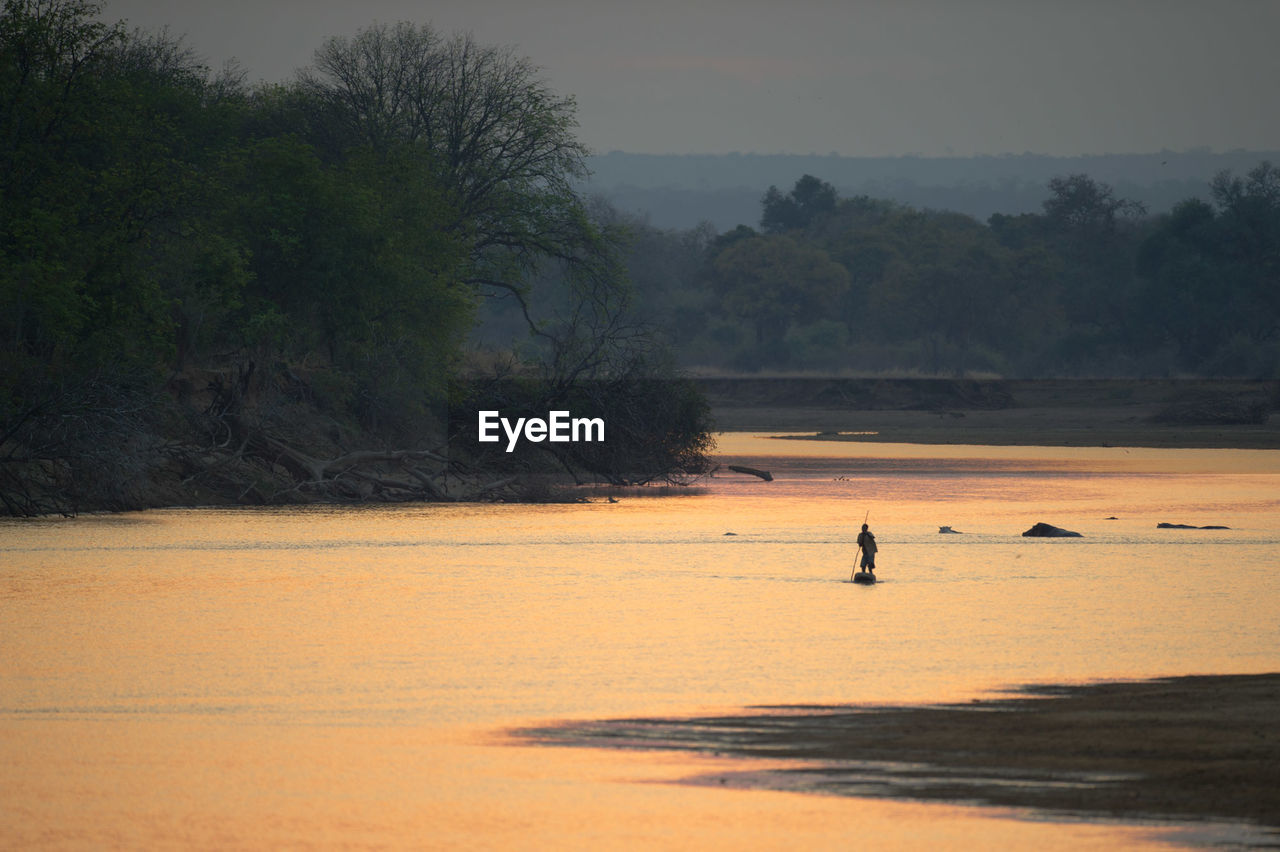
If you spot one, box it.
[1043,173,1146,235]
[761,174,838,233]
[711,234,849,348]
[300,23,600,316]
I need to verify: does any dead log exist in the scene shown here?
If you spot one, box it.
[470,476,519,499]
[728,464,773,481]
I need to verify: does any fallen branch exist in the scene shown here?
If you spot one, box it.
[728,464,773,481]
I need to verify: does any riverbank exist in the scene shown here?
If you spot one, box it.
[8,377,1278,516]
[520,673,1280,833]
[701,377,1280,449]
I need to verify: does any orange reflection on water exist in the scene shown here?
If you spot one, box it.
[3,441,1279,848]
[3,719,1209,850]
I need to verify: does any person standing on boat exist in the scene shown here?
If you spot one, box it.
[856,523,877,573]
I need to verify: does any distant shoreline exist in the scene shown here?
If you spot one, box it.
[701,377,1280,451]
[585,149,1280,230]
[520,673,1280,832]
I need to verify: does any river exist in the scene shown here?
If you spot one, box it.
[3,436,1279,849]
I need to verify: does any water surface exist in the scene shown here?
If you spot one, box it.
[3,438,1278,848]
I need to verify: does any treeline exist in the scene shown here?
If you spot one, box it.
[584,149,1280,230]
[0,0,711,515]
[608,168,1280,377]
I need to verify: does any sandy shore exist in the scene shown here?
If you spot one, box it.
[702,378,1280,449]
[724,407,1280,449]
[520,674,1280,832]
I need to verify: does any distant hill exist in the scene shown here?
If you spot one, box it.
[581,149,1280,231]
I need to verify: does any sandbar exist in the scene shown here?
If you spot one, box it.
[701,378,1280,450]
[519,674,1280,831]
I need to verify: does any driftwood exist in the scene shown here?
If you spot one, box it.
[200,369,511,504]
[727,464,773,481]
[237,432,522,503]
[243,428,447,485]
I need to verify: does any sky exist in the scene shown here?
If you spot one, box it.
[101,0,1280,158]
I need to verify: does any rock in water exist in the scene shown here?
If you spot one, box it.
[1022,522,1082,538]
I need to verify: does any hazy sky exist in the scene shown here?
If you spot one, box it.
[102,0,1280,158]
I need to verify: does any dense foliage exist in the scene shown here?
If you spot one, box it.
[5,0,1276,515]
[1,0,711,514]
[619,168,1280,378]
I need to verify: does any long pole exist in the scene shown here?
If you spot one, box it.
[851,509,869,581]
